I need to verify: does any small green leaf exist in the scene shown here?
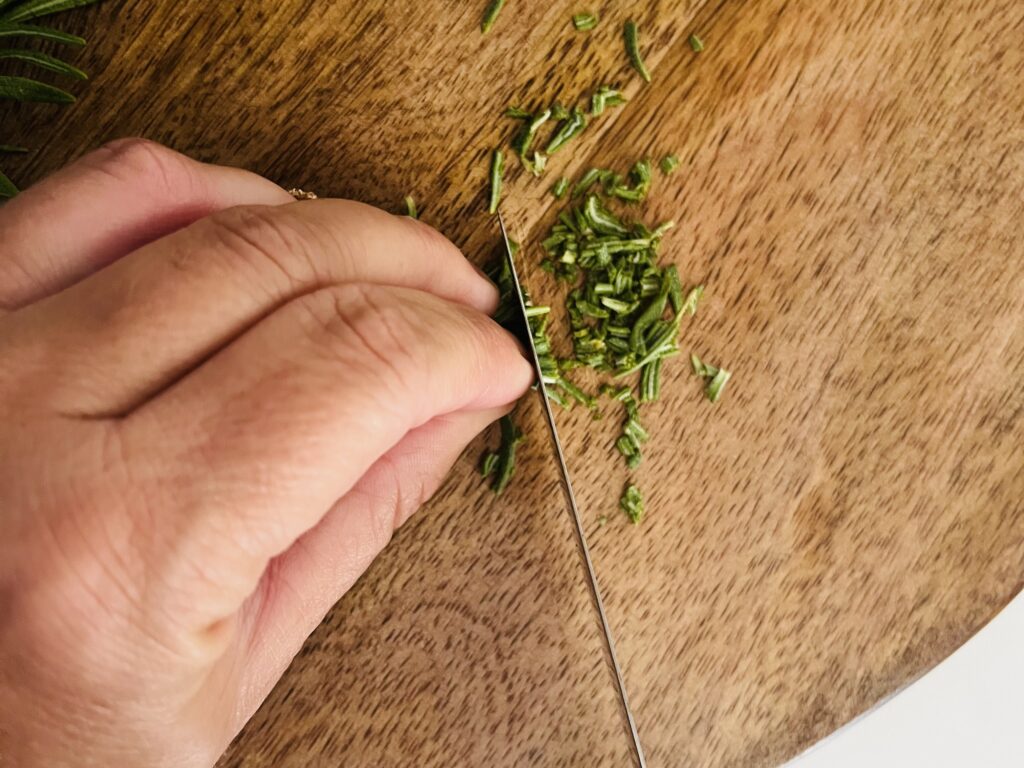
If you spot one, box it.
[572,12,597,31]
[0,21,85,45]
[0,0,103,24]
[706,368,730,402]
[0,144,29,153]
[660,154,680,175]
[403,195,417,219]
[0,48,87,78]
[0,168,17,197]
[623,20,651,83]
[0,74,75,102]
[480,0,505,34]
[689,33,705,52]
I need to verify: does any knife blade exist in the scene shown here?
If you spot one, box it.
[497,213,647,768]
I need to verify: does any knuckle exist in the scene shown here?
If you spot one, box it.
[299,284,421,390]
[196,205,324,297]
[87,138,197,198]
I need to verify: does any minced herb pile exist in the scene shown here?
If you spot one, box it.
[476,8,721,524]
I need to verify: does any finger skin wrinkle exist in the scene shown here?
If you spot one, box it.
[194,205,325,303]
[85,139,207,207]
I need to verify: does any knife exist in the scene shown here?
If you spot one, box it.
[498,213,648,768]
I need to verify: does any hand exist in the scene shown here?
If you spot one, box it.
[0,139,532,767]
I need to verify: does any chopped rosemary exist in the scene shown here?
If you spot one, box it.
[590,85,626,116]
[545,105,588,154]
[404,195,418,219]
[572,12,598,31]
[505,105,532,119]
[620,484,644,524]
[488,148,504,214]
[488,414,523,494]
[706,368,730,402]
[512,108,551,160]
[689,33,705,52]
[660,154,680,175]
[623,20,651,83]
[551,177,569,199]
[691,354,730,402]
[481,0,506,34]
[679,285,703,316]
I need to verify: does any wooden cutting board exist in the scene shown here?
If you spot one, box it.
[3,0,1022,765]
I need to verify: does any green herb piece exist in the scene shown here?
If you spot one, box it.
[589,85,626,116]
[582,193,629,236]
[0,74,74,102]
[505,105,532,119]
[488,148,504,215]
[0,144,27,153]
[0,0,101,23]
[551,177,569,199]
[545,106,587,154]
[640,358,662,402]
[679,284,703,316]
[0,21,85,45]
[572,12,598,31]
[691,353,730,401]
[660,154,680,175]
[620,484,644,524]
[524,151,547,177]
[690,353,717,378]
[573,167,606,196]
[550,101,570,121]
[489,414,523,494]
[404,195,418,219]
[706,367,730,402]
[689,33,705,52]
[664,264,683,314]
[481,0,505,34]
[480,451,498,477]
[623,20,651,83]
[512,108,551,158]
[606,158,653,202]
[0,48,86,78]
[0,168,16,197]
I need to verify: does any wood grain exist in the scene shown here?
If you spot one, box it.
[3,0,1022,765]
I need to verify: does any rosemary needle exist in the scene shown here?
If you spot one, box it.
[623,20,651,83]
[552,177,569,199]
[481,0,506,34]
[573,12,598,31]
[689,33,705,52]
[404,195,418,219]
[488,148,504,215]
[660,154,680,175]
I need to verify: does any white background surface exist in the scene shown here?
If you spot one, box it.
[785,591,1024,767]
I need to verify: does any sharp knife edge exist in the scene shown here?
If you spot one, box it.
[498,213,648,768]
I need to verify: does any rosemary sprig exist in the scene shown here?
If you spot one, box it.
[488,148,504,214]
[0,0,104,197]
[623,20,651,83]
[572,12,598,31]
[481,0,505,34]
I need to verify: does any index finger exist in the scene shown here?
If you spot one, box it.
[7,198,498,417]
